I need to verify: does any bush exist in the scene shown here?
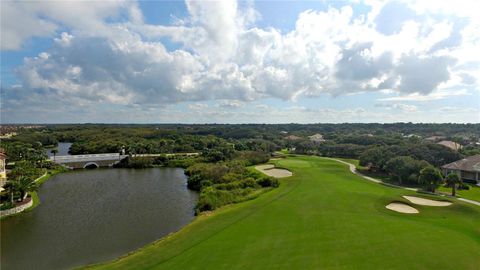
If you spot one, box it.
[195,188,237,212]
[187,174,204,191]
[186,159,280,214]
[256,177,279,187]
[458,183,470,190]
[215,182,240,190]
[0,202,15,210]
[153,155,168,165]
[195,188,254,213]
[114,156,153,168]
[201,180,213,189]
[236,151,270,166]
[165,157,198,168]
[241,177,258,188]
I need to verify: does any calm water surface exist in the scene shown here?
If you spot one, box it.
[45,142,73,157]
[1,168,197,270]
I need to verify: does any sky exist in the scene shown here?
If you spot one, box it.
[1,0,479,124]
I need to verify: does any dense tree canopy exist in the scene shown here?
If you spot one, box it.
[2,123,478,202]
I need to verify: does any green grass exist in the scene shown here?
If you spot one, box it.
[335,158,480,203]
[335,158,365,170]
[86,155,480,270]
[438,184,480,202]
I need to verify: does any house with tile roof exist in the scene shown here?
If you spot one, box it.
[441,155,480,185]
[437,140,462,151]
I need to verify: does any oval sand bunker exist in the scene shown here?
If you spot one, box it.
[403,196,452,206]
[386,202,419,214]
[255,164,292,178]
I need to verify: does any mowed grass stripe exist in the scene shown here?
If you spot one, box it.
[87,156,480,270]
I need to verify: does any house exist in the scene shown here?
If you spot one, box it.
[437,140,462,151]
[425,136,446,142]
[285,135,303,141]
[442,155,480,185]
[0,150,6,187]
[308,133,326,143]
[403,134,421,138]
[0,132,17,139]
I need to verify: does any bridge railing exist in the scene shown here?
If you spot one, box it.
[51,153,123,163]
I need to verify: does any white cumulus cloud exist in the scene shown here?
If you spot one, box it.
[1,0,479,122]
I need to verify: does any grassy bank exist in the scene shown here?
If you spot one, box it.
[24,169,65,213]
[438,184,480,202]
[85,155,480,270]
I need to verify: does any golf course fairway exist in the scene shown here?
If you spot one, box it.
[87,156,480,270]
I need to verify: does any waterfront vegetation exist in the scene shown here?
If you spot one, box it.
[0,140,67,214]
[0,163,66,216]
[86,156,480,270]
[185,152,276,213]
[2,123,480,215]
[116,151,276,213]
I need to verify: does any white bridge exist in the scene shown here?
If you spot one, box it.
[51,153,127,169]
[50,152,199,169]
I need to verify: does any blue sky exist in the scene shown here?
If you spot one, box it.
[1,0,479,123]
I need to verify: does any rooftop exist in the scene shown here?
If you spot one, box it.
[285,135,303,141]
[442,155,480,172]
[425,136,446,141]
[437,140,462,151]
[308,133,326,142]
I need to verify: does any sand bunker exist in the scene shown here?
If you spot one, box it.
[256,164,274,170]
[403,196,452,206]
[255,164,292,178]
[386,202,419,214]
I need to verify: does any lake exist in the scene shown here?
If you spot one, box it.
[45,142,73,157]
[1,168,197,270]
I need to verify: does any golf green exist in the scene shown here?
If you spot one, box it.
[87,156,480,270]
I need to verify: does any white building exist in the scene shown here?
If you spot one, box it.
[308,134,326,143]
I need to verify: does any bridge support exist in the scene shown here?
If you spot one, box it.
[83,162,100,169]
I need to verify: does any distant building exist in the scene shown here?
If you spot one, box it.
[308,133,326,143]
[285,135,303,141]
[0,150,7,187]
[0,132,17,139]
[442,155,480,185]
[437,140,462,151]
[403,134,421,138]
[425,136,446,142]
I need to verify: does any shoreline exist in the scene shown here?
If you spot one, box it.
[1,169,63,219]
[82,159,287,269]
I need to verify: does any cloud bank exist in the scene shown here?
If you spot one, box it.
[1,0,479,122]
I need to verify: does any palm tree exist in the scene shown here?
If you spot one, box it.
[3,181,17,204]
[418,166,444,193]
[445,173,462,196]
[51,149,58,162]
[15,176,39,201]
